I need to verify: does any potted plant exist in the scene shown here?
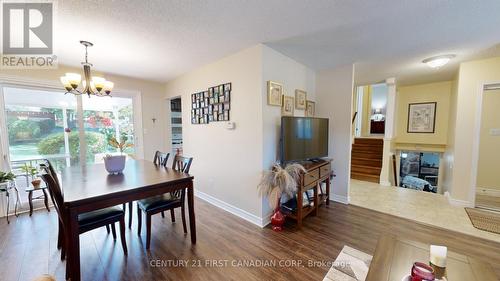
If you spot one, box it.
[21,163,41,188]
[0,171,16,191]
[104,135,134,174]
[258,163,305,231]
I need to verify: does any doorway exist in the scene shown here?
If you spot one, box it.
[353,83,388,137]
[474,87,500,211]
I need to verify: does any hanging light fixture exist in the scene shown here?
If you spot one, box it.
[60,41,114,97]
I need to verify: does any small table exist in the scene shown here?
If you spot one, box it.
[25,184,51,216]
[0,180,20,223]
[366,235,497,281]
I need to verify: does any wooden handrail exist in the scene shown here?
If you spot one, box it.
[352,111,358,125]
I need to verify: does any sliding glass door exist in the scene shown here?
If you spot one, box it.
[0,86,138,213]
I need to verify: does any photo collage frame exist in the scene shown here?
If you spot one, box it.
[191,83,231,124]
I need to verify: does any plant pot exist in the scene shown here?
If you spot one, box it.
[31,178,42,189]
[271,207,285,231]
[104,155,126,174]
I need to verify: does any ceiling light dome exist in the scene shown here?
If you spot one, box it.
[422,55,455,69]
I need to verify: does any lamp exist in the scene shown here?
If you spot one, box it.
[60,41,114,97]
[422,55,455,69]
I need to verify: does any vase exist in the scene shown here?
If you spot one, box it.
[104,155,126,174]
[31,178,41,189]
[271,207,285,231]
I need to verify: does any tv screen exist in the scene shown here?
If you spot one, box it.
[280,116,329,163]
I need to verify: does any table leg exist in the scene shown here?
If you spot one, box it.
[326,176,331,206]
[297,191,303,229]
[6,191,10,224]
[66,209,81,281]
[187,183,196,244]
[28,190,34,216]
[42,189,50,212]
[128,201,133,228]
[14,187,20,216]
[314,184,319,216]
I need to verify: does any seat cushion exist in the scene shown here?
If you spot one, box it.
[78,206,124,227]
[137,193,181,212]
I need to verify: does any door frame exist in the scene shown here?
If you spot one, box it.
[0,74,145,165]
[470,81,500,207]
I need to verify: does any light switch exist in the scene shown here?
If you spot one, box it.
[489,128,500,136]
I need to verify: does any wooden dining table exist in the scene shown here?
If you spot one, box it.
[59,159,195,281]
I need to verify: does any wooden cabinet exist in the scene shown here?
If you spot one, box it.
[370,120,385,134]
[281,159,332,229]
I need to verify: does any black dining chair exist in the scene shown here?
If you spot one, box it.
[40,161,128,261]
[122,151,170,229]
[136,155,192,249]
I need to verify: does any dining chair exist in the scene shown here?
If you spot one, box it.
[136,155,192,249]
[122,151,170,229]
[40,161,128,261]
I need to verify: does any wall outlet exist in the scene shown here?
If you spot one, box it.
[489,128,500,136]
[226,122,236,130]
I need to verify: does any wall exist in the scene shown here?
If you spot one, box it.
[451,56,500,204]
[316,65,355,203]
[395,81,452,146]
[0,65,166,160]
[261,45,316,216]
[164,45,265,222]
[477,89,500,190]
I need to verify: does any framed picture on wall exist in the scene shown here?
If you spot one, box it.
[407,102,437,133]
[282,96,294,116]
[306,100,315,117]
[267,81,283,106]
[295,89,307,109]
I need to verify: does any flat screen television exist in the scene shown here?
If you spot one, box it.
[280,116,329,163]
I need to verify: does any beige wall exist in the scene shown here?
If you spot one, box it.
[476,89,500,190]
[164,45,265,220]
[0,65,166,160]
[316,65,354,203]
[395,81,452,145]
[261,45,316,215]
[450,56,500,203]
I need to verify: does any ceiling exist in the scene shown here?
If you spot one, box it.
[54,0,500,85]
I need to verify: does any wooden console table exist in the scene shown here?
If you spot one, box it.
[281,159,332,229]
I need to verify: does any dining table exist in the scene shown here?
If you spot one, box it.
[59,159,195,281]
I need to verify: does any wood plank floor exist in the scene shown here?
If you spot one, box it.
[1,199,500,281]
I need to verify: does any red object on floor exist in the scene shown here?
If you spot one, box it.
[271,208,285,231]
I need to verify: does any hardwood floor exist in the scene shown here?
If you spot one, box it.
[1,199,500,281]
[476,193,500,211]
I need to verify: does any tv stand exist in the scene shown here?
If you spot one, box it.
[280,159,333,229]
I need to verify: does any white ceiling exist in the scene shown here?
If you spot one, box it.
[54,0,500,85]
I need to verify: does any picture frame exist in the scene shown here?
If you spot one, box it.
[267,81,283,106]
[295,89,307,110]
[282,96,294,116]
[306,100,315,117]
[407,102,437,133]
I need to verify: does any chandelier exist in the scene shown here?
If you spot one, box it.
[60,41,114,97]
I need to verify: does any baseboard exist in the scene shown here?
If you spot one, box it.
[444,191,472,207]
[330,194,350,204]
[476,187,500,197]
[194,190,268,228]
[379,180,391,187]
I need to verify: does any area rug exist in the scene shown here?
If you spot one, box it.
[323,246,372,281]
[465,207,500,234]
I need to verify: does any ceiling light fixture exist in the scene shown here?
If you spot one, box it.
[422,54,455,69]
[60,41,114,97]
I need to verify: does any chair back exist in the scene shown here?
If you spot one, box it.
[171,155,193,198]
[39,161,65,220]
[171,155,193,174]
[153,151,170,167]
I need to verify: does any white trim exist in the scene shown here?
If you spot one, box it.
[194,190,268,228]
[330,194,350,204]
[470,80,500,207]
[444,191,472,207]
[379,180,391,186]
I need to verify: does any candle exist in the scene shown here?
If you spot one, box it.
[430,245,447,267]
[430,245,447,279]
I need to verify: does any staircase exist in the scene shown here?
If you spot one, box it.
[351,138,383,183]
